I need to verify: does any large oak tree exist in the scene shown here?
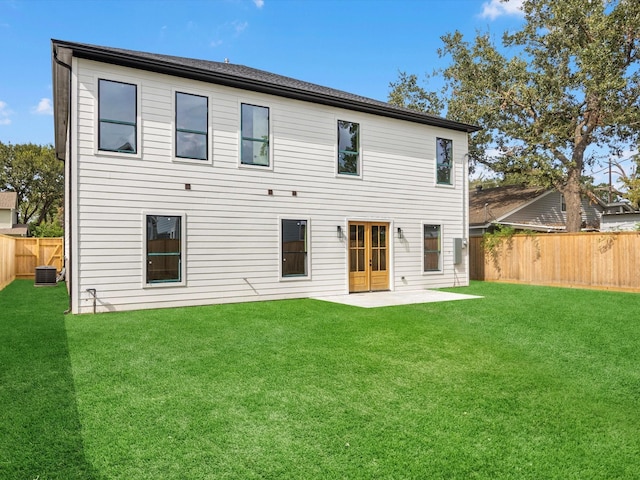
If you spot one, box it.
[389,0,640,231]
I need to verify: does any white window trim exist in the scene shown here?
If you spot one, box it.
[94,75,142,159]
[238,100,274,171]
[278,216,311,281]
[434,137,455,188]
[335,117,363,179]
[421,221,444,275]
[142,211,187,288]
[171,88,213,165]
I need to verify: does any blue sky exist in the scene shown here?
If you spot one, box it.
[0,0,622,184]
[0,0,526,144]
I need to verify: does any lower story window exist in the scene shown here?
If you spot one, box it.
[423,224,441,272]
[281,219,308,277]
[146,214,184,284]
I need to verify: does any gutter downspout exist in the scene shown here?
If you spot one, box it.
[53,42,73,314]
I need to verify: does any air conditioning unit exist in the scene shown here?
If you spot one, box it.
[35,266,57,286]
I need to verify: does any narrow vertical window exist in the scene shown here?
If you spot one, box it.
[176,92,208,160]
[561,194,567,212]
[241,103,269,166]
[281,219,308,277]
[146,215,183,284]
[423,224,442,272]
[98,79,137,153]
[436,137,453,185]
[338,120,360,175]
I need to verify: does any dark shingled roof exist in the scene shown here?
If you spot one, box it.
[469,185,549,226]
[51,40,479,134]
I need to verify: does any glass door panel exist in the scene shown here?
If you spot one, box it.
[349,222,389,293]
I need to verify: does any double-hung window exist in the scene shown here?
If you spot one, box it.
[436,137,453,185]
[337,120,360,175]
[423,224,442,272]
[176,92,208,160]
[98,79,137,153]
[146,214,184,285]
[281,219,308,278]
[241,103,269,166]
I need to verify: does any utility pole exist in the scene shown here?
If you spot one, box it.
[608,158,612,203]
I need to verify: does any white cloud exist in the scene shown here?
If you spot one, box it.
[0,101,12,125]
[233,20,248,34]
[32,98,53,116]
[480,0,525,20]
[253,0,264,8]
[210,39,223,47]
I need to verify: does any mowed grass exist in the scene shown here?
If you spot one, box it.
[1,280,639,479]
[0,281,97,479]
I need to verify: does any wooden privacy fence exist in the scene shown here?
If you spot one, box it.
[0,235,16,290]
[16,237,63,279]
[470,232,640,292]
[0,235,63,290]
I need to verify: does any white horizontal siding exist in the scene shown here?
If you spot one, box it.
[600,213,640,231]
[504,191,601,228]
[71,58,469,313]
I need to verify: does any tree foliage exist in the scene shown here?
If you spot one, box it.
[389,0,640,231]
[29,219,64,238]
[614,156,640,208]
[0,142,63,226]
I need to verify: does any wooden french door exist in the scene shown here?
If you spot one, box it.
[348,222,389,293]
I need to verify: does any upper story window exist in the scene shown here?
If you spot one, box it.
[241,103,269,166]
[561,194,567,212]
[98,79,137,153]
[423,224,442,272]
[176,92,208,160]
[338,120,360,176]
[436,137,453,185]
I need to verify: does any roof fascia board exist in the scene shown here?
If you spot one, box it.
[55,40,479,133]
[52,43,73,162]
[498,221,565,232]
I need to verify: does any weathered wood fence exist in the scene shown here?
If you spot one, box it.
[470,232,640,292]
[0,235,63,290]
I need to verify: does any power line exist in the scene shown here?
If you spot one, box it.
[589,155,635,176]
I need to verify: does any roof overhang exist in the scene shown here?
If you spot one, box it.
[52,43,72,162]
[51,39,481,147]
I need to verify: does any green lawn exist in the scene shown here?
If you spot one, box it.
[1,280,639,479]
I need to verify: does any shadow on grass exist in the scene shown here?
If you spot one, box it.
[0,280,99,480]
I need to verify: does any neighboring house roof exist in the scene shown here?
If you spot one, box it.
[0,225,28,237]
[470,185,603,233]
[52,40,480,162]
[0,191,17,209]
[469,185,549,228]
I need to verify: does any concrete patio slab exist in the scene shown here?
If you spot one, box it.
[312,290,483,308]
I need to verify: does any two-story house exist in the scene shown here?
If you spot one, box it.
[0,192,28,237]
[52,40,479,314]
